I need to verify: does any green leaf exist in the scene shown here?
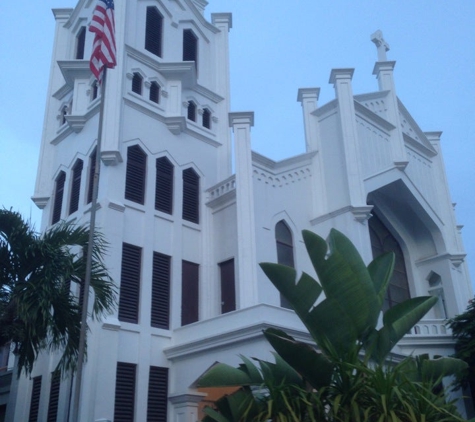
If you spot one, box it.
[197,362,262,387]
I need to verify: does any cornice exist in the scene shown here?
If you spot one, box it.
[354,101,396,132]
[57,60,91,87]
[251,150,317,173]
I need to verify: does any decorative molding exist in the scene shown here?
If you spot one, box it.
[65,114,87,133]
[31,196,50,209]
[166,116,186,134]
[102,317,121,331]
[108,201,126,213]
[168,393,207,405]
[351,205,374,223]
[394,160,409,170]
[101,150,123,166]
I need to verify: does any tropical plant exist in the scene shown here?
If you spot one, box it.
[198,228,469,421]
[0,209,116,376]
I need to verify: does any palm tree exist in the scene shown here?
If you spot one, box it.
[0,209,115,376]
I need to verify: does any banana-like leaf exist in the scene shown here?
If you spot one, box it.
[197,362,262,387]
[264,328,334,389]
[367,252,395,308]
[370,296,438,363]
[421,356,468,383]
[202,387,258,422]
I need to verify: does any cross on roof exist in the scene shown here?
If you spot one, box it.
[371,30,390,61]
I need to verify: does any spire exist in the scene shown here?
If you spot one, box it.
[371,30,390,61]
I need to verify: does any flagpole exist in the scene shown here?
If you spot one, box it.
[71,68,107,422]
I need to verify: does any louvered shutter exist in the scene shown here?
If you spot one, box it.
[151,252,170,329]
[219,259,236,314]
[52,171,66,224]
[149,82,160,103]
[76,27,86,60]
[182,168,199,223]
[183,29,198,70]
[147,366,168,421]
[119,243,142,323]
[87,148,96,204]
[155,157,173,214]
[181,260,199,326]
[69,159,83,215]
[202,108,211,129]
[276,221,294,309]
[125,145,147,204]
[114,362,136,422]
[47,372,60,422]
[187,101,196,121]
[145,7,163,57]
[132,73,143,95]
[28,376,42,422]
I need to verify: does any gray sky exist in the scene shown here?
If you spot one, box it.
[1,1,474,292]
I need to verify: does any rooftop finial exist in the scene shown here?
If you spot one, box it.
[371,30,390,61]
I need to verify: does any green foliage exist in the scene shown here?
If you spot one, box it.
[198,229,469,421]
[0,209,116,376]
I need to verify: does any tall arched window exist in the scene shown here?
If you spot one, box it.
[182,168,199,223]
[369,212,411,311]
[149,81,160,104]
[69,159,83,215]
[187,101,196,121]
[52,171,66,224]
[125,145,147,205]
[275,220,294,308]
[155,157,173,214]
[145,7,163,57]
[132,72,143,95]
[75,26,86,59]
[202,108,211,129]
[183,29,198,71]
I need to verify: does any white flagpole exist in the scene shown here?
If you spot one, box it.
[71,68,107,422]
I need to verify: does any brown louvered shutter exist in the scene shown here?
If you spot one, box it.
[155,157,173,214]
[151,252,170,329]
[52,171,66,224]
[119,243,142,324]
[181,260,199,326]
[219,259,236,314]
[69,159,83,215]
[47,372,60,422]
[87,148,97,204]
[114,362,136,422]
[125,145,147,204]
[76,26,86,59]
[28,376,42,422]
[182,168,199,223]
[145,7,163,57]
[183,29,198,71]
[149,81,160,103]
[147,366,168,421]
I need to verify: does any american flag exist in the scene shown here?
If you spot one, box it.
[89,0,116,83]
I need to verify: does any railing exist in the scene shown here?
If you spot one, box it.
[406,319,451,336]
[207,176,236,201]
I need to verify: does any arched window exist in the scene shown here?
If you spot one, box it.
[87,148,97,204]
[182,168,199,223]
[187,101,196,121]
[91,80,99,101]
[69,159,83,215]
[61,105,68,126]
[202,108,211,129]
[125,145,147,204]
[132,72,143,95]
[155,157,173,214]
[183,29,198,71]
[149,81,160,104]
[369,212,411,311]
[145,7,163,57]
[275,220,294,308]
[75,26,86,60]
[52,171,66,224]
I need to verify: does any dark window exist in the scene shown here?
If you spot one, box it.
[76,26,86,59]
[149,81,160,103]
[91,80,99,100]
[125,145,147,205]
[61,105,68,125]
[132,72,143,95]
[69,159,83,215]
[187,101,196,121]
[87,148,97,204]
[119,243,142,324]
[183,29,198,71]
[47,372,60,422]
[114,362,136,422]
[0,344,9,369]
[202,108,211,129]
[182,168,199,224]
[220,259,236,314]
[28,376,42,422]
[151,252,171,329]
[145,7,163,57]
[52,171,66,224]
[147,366,168,422]
[276,221,295,309]
[369,212,411,311]
[155,157,173,214]
[181,260,199,326]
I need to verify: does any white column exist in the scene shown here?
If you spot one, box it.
[229,112,258,308]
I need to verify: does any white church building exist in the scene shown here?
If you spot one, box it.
[3,0,473,420]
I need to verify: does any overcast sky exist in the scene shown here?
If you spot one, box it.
[1,1,474,291]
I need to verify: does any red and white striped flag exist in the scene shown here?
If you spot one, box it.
[89,0,116,83]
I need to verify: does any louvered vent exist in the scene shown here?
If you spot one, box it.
[28,376,42,422]
[182,168,199,223]
[125,145,147,204]
[87,148,96,204]
[114,362,136,422]
[47,372,60,422]
[150,82,160,104]
[145,7,163,57]
[52,171,66,224]
[181,260,199,326]
[155,157,173,214]
[118,243,142,323]
[69,159,83,215]
[132,72,143,95]
[183,29,198,70]
[151,252,170,329]
[147,366,169,422]
[202,108,211,129]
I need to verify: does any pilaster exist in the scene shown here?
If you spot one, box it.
[229,112,258,308]
[169,393,207,422]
